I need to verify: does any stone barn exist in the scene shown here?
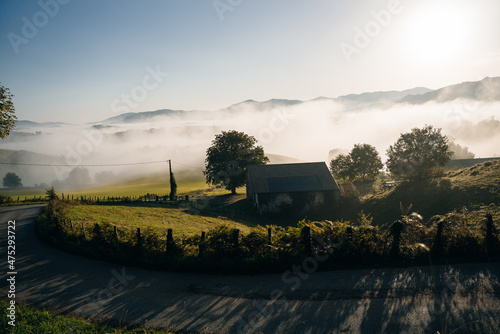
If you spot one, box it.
[246,162,341,215]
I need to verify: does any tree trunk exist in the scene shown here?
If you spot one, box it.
[231,187,237,195]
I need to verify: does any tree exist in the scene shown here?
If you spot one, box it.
[448,140,475,159]
[349,144,383,181]
[329,154,353,183]
[386,125,453,180]
[3,172,22,188]
[0,83,17,139]
[45,186,59,201]
[204,130,269,194]
[329,144,382,182]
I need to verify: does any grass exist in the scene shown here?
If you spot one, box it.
[0,175,213,201]
[66,202,255,236]
[357,160,500,225]
[0,299,184,334]
[0,168,249,202]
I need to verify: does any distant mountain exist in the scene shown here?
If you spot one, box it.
[15,120,68,129]
[222,98,304,112]
[336,87,432,105]
[400,77,500,104]
[100,109,186,124]
[44,76,500,125]
[0,149,61,164]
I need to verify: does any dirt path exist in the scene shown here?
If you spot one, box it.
[1,205,499,333]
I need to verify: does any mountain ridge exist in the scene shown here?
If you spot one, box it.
[14,76,500,126]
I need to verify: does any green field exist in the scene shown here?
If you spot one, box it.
[0,170,251,201]
[0,176,211,199]
[67,202,255,236]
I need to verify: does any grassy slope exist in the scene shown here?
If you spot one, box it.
[0,299,180,334]
[360,160,500,225]
[66,202,255,236]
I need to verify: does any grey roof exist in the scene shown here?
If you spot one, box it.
[247,162,340,194]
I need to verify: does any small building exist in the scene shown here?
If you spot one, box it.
[246,162,341,215]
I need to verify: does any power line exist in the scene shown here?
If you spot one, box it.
[0,160,169,167]
[170,160,204,171]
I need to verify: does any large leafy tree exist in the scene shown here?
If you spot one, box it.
[0,83,17,139]
[3,172,22,188]
[204,130,269,194]
[329,144,382,182]
[350,144,383,181]
[329,154,354,183]
[386,125,453,180]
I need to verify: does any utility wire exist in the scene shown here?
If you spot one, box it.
[170,160,204,171]
[0,160,169,167]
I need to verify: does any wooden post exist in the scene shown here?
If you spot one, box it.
[432,220,444,257]
[166,228,174,254]
[346,226,353,243]
[199,231,206,257]
[268,227,272,244]
[70,221,74,232]
[114,226,119,241]
[136,228,142,248]
[301,226,312,256]
[232,229,240,255]
[390,221,404,257]
[485,214,498,257]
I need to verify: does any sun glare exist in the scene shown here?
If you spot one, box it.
[404,2,471,66]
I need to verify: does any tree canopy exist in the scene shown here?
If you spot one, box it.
[386,125,453,180]
[204,130,269,194]
[3,172,22,188]
[0,83,17,139]
[329,144,383,182]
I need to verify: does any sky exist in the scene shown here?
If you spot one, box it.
[1,0,500,123]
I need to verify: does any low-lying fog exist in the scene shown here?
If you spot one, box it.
[2,99,499,188]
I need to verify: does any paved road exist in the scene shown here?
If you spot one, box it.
[1,205,499,333]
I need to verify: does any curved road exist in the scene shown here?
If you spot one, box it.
[1,205,499,333]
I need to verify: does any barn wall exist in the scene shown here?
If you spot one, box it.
[255,190,339,216]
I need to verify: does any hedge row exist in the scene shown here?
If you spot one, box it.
[35,200,500,274]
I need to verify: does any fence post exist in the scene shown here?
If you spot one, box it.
[346,226,353,243]
[166,229,175,255]
[233,229,240,255]
[70,221,74,232]
[432,219,444,257]
[199,231,206,257]
[390,220,404,257]
[486,214,499,257]
[114,226,119,241]
[301,226,312,256]
[268,227,272,244]
[136,228,142,249]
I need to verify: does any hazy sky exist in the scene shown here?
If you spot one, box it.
[1,0,500,123]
